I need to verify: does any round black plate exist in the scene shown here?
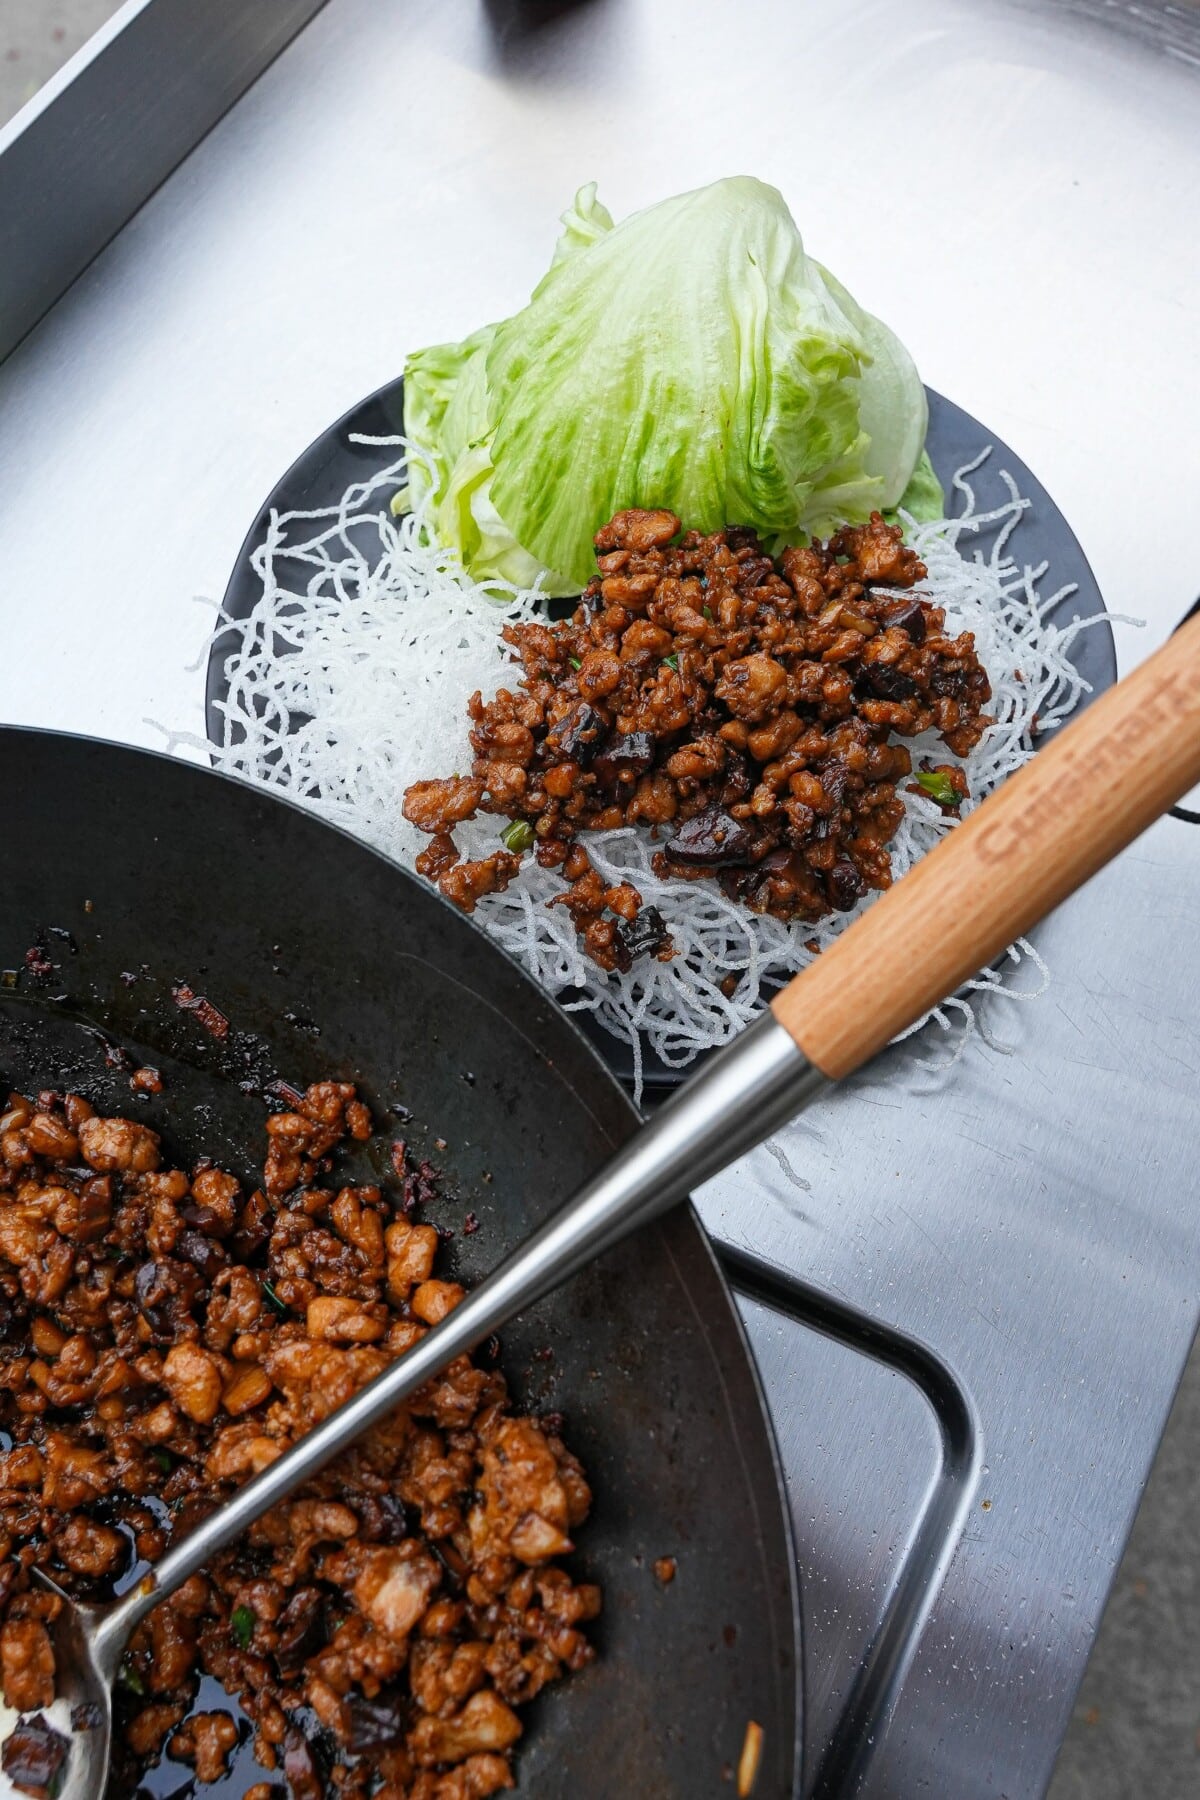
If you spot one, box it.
[209,380,1116,1091]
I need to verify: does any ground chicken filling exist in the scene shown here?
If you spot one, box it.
[404,508,991,972]
[0,1083,598,1800]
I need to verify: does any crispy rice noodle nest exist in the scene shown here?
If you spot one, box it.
[171,442,1110,1101]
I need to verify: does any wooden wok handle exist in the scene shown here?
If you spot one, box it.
[771,612,1200,1080]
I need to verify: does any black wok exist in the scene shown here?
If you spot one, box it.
[0,726,801,1798]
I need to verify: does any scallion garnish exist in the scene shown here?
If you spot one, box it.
[568,656,582,671]
[500,820,535,854]
[261,1278,287,1313]
[118,1660,147,1698]
[663,654,679,671]
[232,1604,255,1649]
[916,770,961,807]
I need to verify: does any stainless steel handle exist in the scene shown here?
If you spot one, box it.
[95,1011,824,1657]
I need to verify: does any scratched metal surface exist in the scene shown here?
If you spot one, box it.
[1013,0,1200,68]
[0,2,1199,1796]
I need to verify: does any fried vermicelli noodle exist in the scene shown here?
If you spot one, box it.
[179,443,1105,1096]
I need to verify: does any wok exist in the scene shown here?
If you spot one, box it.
[0,726,802,1798]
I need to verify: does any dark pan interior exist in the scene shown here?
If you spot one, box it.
[0,727,800,1798]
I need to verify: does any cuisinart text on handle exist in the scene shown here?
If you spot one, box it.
[974,663,1197,867]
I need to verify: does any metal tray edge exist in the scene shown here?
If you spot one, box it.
[0,0,330,364]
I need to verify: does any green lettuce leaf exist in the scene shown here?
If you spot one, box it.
[402,178,933,594]
[548,179,615,269]
[890,449,944,524]
[402,325,532,584]
[810,263,929,511]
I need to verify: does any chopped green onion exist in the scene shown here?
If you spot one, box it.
[500,820,535,854]
[568,656,582,671]
[261,1278,287,1313]
[151,1448,172,1473]
[232,1604,255,1649]
[118,1660,147,1698]
[663,654,679,671]
[702,606,713,622]
[916,770,961,808]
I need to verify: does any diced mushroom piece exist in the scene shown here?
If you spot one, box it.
[1,1714,69,1797]
[665,805,754,867]
[282,1727,323,1800]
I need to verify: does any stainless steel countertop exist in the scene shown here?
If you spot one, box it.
[1,2,1199,1795]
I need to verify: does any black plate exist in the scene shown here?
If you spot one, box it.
[208,381,1116,1089]
[0,726,801,1799]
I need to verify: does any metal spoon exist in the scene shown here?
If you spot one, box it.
[9,612,1200,1800]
